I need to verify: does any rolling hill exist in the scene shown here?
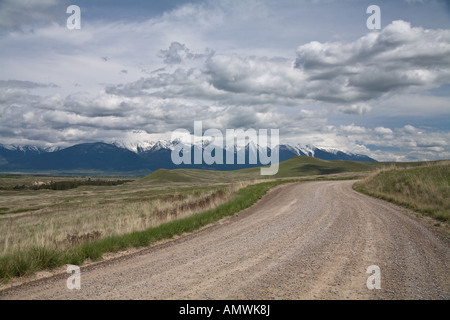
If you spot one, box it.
[138,156,384,184]
[138,156,443,185]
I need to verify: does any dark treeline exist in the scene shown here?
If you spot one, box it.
[8,179,133,191]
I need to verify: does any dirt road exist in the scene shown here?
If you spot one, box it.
[1,180,449,299]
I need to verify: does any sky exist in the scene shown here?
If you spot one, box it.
[0,0,449,161]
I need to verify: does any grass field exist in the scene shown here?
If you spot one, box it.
[0,179,244,255]
[138,156,434,184]
[354,161,450,222]
[0,156,447,282]
[0,180,285,280]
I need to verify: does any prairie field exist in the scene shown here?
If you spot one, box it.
[0,176,248,257]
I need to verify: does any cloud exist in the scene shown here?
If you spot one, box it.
[294,20,450,103]
[402,124,420,134]
[205,54,306,99]
[374,127,394,135]
[332,124,450,161]
[2,79,449,162]
[104,20,450,112]
[159,41,212,65]
[105,50,310,108]
[0,80,58,89]
[337,103,372,115]
[339,124,367,135]
[0,0,449,162]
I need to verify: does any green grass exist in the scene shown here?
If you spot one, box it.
[139,156,383,185]
[138,156,442,185]
[0,247,63,279]
[10,208,41,214]
[354,162,450,222]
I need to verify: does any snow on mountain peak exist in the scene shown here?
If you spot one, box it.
[283,144,316,157]
[0,144,44,153]
[110,138,347,157]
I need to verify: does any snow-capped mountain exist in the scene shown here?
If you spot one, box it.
[0,144,44,153]
[112,138,185,153]
[0,144,63,153]
[282,144,316,157]
[0,140,376,173]
[276,144,375,162]
[117,139,376,163]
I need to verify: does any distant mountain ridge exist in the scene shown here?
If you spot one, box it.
[0,141,376,174]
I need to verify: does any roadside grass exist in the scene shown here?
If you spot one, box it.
[0,179,291,281]
[353,161,450,222]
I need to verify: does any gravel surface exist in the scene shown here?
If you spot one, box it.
[1,180,449,300]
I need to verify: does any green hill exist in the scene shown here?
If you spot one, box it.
[138,156,391,185]
[138,156,445,185]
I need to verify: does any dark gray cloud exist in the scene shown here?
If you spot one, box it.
[205,55,305,98]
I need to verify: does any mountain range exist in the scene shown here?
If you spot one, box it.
[0,141,376,174]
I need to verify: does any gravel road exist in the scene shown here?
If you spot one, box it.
[1,180,449,300]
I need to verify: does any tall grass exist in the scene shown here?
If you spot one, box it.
[0,183,246,257]
[353,162,450,222]
[0,179,289,282]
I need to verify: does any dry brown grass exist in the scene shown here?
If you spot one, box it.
[0,182,248,256]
